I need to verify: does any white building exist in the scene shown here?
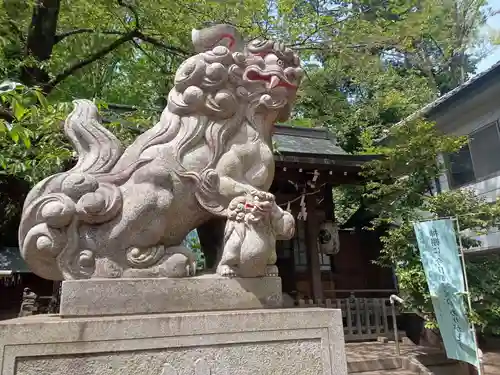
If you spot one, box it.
[411,60,500,252]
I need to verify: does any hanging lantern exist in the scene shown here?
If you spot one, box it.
[318,221,340,255]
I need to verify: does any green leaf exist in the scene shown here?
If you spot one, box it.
[12,99,28,121]
[8,125,31,145]
[9,127,20,143]
[35,90,49,109]
[0,120,7,133]
[21,132,32,148]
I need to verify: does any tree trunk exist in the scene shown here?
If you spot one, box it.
[20,0,61,87]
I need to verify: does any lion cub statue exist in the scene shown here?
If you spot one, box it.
[217,193,295,278]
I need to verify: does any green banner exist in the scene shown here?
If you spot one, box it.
[414,219,478,367]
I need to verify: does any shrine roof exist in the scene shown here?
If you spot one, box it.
[273,125,347,156]
[273,125,379,168]
[376,58,500,144]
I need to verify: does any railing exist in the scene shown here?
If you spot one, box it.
[390,294,404,356]
[295,296,400,342]
[18,290,59,317]
[323,289,398,298]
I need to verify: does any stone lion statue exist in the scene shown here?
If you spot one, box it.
[18,24,303,280]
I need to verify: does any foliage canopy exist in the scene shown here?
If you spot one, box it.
[1,0,500,334]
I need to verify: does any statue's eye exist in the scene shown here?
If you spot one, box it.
[277,59,284,67]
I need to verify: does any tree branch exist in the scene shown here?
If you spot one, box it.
[135,31,190,57]
[44,29,189,93]
[54,28,126,44]
[290,42,392,52]
[131,39,170,74]
[44,31,137,95]
[43,0,188,94]
[104,102,162,115]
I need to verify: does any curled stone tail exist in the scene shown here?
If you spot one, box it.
[66,99,123,174]
[18,100,125,280]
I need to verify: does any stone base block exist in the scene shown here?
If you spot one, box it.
[0,308,347,375]
[60,275,282,317]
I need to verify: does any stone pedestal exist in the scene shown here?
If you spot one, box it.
[60,275,283,316]
[0,308,347,375]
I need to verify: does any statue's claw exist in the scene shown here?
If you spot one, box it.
[217,264,237,278]
[265,265,279,277]
[249,189,275,203]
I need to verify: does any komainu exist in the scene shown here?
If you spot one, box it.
[19,24,303,280]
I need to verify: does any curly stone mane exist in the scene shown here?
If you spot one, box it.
[112,26,301,175]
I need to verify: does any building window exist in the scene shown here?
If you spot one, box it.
[447,121,500,188]
[469,122,500,178]
[447,143,475,188]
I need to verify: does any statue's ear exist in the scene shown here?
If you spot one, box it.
[192,24,243,53]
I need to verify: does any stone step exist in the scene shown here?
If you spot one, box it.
[346,331,408,343]
[347,358,402,373]
[349,370,417,375]
[415,352,457,367]
[426,363,466,375]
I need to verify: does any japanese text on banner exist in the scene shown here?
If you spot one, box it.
[413,219,478,367]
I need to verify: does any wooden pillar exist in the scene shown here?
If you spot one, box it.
[323,183,336,293]
[305,194,323,301]
[323,183,336,270]
[323,183,335,221]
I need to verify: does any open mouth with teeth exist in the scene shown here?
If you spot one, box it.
[245,70,297,90]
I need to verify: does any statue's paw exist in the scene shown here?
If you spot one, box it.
[265,265,279,277]
[159,253,191,278]
[187,260,197,276]
[217,264,237,278]
[263,192,276,202]
[249,189,275,203]
[94,258,123,278]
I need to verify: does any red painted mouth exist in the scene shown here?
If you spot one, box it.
[245,70,297,89]
[245,202,266,211]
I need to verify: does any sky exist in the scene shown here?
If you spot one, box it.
[476,0,500,73]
